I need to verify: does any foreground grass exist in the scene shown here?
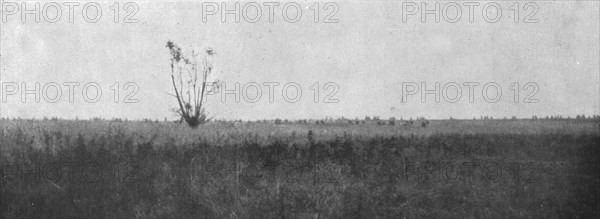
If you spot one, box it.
[1,119,599,218]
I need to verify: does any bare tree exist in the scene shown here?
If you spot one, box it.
[166,41,219,128]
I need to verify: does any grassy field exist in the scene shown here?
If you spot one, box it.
[1,119,599,218]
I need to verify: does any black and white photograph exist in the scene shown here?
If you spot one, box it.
[1,0,599,218]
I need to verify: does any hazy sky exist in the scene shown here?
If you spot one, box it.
[1,0,598,120]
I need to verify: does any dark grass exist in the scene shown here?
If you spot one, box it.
[1,120,599,218]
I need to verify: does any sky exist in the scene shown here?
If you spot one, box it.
[0,0,599,120]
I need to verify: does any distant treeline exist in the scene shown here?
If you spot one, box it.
[1,114,599,126]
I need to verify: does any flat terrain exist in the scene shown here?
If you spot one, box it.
[1,119,599,218]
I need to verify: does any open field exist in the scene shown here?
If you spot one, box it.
[1,119,599,218]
